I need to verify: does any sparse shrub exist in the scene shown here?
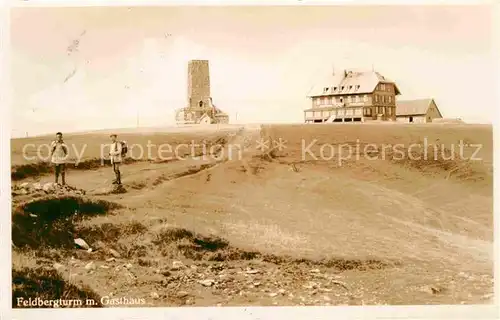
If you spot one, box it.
[12,196,120,249]
[12,267,102,308]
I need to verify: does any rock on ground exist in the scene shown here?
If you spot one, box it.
[74,238,91,250]
[12,182,86,197]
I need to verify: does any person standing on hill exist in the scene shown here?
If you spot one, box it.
[109,134,123,185]
[50,132,68,185]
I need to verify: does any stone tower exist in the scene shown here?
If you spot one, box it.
[187,60,211,110]
[175,59,229,124]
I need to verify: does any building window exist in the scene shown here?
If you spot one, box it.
[315,98,320,106]
[349,85,353,91]
[347,96,352,103]
[388,96,392,103]
[387,107,392,116]
[380,83,385,91]
[364,108,372,116]
[323,87,330,93]
[363,95,368,102]
[341,86,345,91]
[333,87,337,92]
[340,98,343,103]
[375,95,379,103]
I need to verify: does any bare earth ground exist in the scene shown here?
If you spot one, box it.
[10,123,494,307]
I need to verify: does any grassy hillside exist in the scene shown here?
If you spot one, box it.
[10,123,494,306]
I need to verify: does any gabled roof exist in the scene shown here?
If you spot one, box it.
[209,99,228,116]
[307,70,401,97]
[213,107,228,116]
[199,113,211,120]
[396,98,441,117]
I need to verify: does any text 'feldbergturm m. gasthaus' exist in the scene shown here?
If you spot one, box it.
[304,69,401,123]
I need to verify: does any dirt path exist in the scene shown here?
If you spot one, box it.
[17,159,215,195]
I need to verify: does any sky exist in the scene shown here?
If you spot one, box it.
[10,5,496,137]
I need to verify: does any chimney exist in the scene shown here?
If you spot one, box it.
[343,70,347,78]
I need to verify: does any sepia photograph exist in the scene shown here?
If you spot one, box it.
[6,2,497,315]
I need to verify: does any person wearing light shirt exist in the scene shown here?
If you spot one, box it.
[50,132,68,185]
[109,134,123,185]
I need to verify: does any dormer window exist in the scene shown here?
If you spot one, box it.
[323,87,329,93]
[333,87,337,92]
[341,86,345,90]
[349,85,353,90]
[356,85,360,90]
